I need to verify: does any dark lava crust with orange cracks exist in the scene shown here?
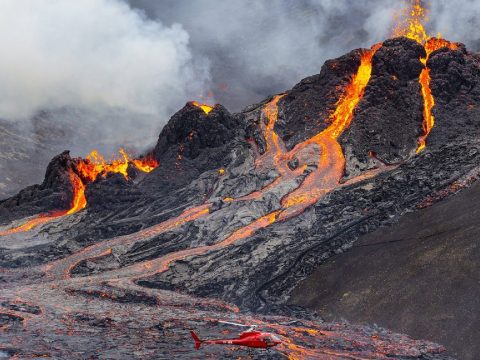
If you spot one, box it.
[1,36,480,359]
[141,38,480,308]
[0,151,76,223]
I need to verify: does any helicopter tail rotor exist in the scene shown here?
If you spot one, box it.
[190,331,202,350]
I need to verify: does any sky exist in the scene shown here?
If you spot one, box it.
[0,0,479,153]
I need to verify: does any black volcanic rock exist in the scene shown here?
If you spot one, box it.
[153,102,239,160]
[143,102,245,192]
[290,179,480,360]
[275,49,363,149]
[341,37,426,176]
[373,37,426,80]
[0,150,75,224]
[84,173,141,212]
[428,44,480,148]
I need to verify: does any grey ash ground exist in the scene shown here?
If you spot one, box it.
[1,37,479,359]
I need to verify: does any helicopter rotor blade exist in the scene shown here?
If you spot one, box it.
[217,320,257,328]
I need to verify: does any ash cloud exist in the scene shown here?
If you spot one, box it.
[0,0,211,154]
[127,0,400,111]
[128,0,480,112]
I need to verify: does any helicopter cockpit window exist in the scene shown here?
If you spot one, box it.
[270,335,281,342]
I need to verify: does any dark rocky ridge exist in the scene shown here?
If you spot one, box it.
[153,103,239,160]
[0,151,75,224]
[341,38,426,176]
[1,37,479,358]
[289,178,480,360]
[0,108,157,200]
[275,49,363,149]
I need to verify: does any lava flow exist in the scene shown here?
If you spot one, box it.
[43,44,383,293]
[39,43,381,286]
[76,148,159,182]
[0,170,86,236]
[192,101,214,114]
[416,38,458,152]
[279,45,380,219]
[0,149,158,236]
[394,0,458,153]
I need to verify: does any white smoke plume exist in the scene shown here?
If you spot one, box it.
[0,0,211,135]
[129,0,480,111]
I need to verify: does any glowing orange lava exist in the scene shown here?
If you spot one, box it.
[325,45,380,139]
[66,169,87,215]
[192,101,214,114]
[393,0,459,153]
[0,170,86,236]
[0,39,410,360]
[416,38,458,153]
[279,45,380,217]
[76,149,129,182]
[105,45,381,279]
[132,156,159,173]
[0,214,61,236]
[42,46,380,281]
[393,0,430,44]
[0,150,159,236]
[43,204,212,280]
[262,94,289,175]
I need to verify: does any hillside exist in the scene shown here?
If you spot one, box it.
[290,180,480,359]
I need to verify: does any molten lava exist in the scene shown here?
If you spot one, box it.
[66,169,87,215]
[0,149,159,236]
[262,94,289,175]
[279,45,380,216]
[416,38,457,152]
[40,43,382,288]
[394,0,459,153]
[132,156,159,173]
[192,101,214,115]
[393,0,430,44]
[77,149,159,182]
[76,149,129,182]
[325,45,380,139]
[0,170,86,236]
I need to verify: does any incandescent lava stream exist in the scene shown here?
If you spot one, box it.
[0,149,159,236]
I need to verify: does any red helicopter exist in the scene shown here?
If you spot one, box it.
[190,321,282,350]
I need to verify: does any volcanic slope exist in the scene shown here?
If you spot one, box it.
[289,178,480,360]
[1,36,480,358]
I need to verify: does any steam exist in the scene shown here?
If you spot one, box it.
[129,0,480,111]
[2,0,477,127]
[1,0,479,147]
[430,0,480,48]
[0,0,211,143]
[128,0,400,111]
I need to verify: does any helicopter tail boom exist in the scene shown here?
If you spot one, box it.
[190,330,202,349]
